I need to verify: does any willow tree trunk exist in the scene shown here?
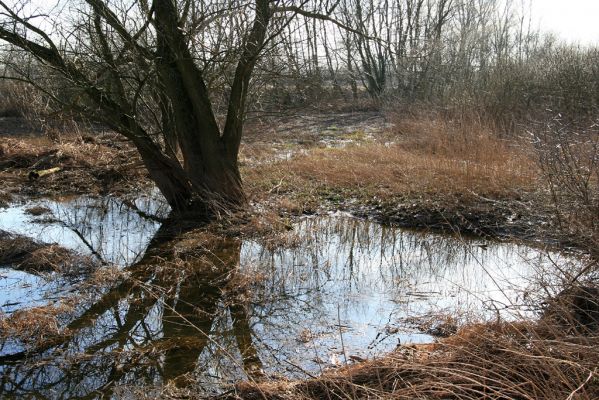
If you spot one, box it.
[132,133,245,218]
[0,0,271,220]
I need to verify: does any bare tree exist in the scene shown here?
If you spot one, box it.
[0,0,346,219]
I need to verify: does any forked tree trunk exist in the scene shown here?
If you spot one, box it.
[132,126,246,218]
[146,0,269,218]
[0,0,270,220]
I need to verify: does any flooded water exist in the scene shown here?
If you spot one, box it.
[0,268,63,313]
[0,196,577,397]
[0,194,167,266]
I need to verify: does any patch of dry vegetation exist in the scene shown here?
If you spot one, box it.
[0,229,42,265]
[0,302,75,350]
[0,133,149,197]
[245,111,541,237]
[0,264,124,356]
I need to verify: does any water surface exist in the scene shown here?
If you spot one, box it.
[0,196,575,397]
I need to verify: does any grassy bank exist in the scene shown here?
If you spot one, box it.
[245,111,551,242]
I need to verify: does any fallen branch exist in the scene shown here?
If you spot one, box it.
[28,167,61,181]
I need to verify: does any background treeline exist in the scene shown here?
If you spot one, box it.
[252,0,598,128]
[1,0,598,129]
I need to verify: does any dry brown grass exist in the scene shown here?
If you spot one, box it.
[245,112,540,228]
[23,244,98,275]
[229,319,598,400]
[252,141,533,198]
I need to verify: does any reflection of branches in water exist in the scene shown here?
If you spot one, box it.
[0,223,263,398]
[38,196,167,266]
[0,215,567,397]
[246,217,498,297]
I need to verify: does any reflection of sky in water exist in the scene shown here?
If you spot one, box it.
[0,195,166,266]
[0,268,57,313]
[0,199,580,398]
[233,217,569,373]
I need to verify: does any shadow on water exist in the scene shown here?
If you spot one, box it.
[0,197,580,398]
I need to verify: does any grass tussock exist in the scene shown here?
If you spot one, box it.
[0,230,42,266]
[0,190,12,207]
[24,205,52,216]
[231,319,599,400]
[0,230,98,275]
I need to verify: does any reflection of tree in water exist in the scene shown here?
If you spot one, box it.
[41,195,167,266]
[0,211,549,398]
[0,221,262,399]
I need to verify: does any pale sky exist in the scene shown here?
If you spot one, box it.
[532,0,599,45]
[16,0,599,46]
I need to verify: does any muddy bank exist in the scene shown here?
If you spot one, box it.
[261,188,559,253]
[340,194,552,243]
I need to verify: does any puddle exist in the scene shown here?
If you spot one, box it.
[0,198,579,398]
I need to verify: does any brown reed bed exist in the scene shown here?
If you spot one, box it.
[226,317,598,400]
